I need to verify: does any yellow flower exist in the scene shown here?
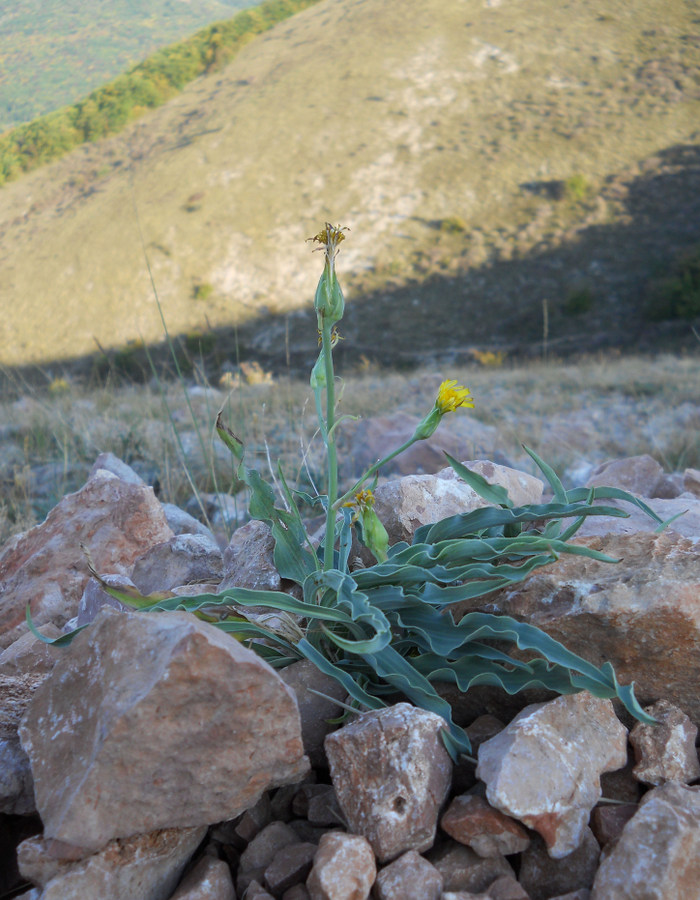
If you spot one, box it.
[342,489,388,562]
[342,488,375,520]
[307,223,349,261]
[436,379,474,415]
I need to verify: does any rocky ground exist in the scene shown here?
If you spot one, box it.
[1,431,699,899]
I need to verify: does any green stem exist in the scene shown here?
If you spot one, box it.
[321,317,338,571]
[333,434,420,510]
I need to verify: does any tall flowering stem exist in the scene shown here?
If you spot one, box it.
[308,224,348,571]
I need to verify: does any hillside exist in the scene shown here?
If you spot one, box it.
[1,0,699,372]
[0,0,258,131]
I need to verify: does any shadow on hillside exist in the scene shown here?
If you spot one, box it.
[2,142,700,393]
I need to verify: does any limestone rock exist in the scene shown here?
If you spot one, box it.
[89,453,144,485]
[476,693,627,858]
[74,574,134,627]
[373,461,543,545]
[306,831,376,900]
[280,659,346,768]
[629,699,700,785]
[19,608,308,850]
[684,467,700,497]
[130,533,223,595]
[237,821,300,895]
[264,841,317,895]
[0,736,34,814]
[341,412,499,480]
[590,804,637,847]
[0,469,174,650]
[518,829,600,900]
[169,855,235,900]
[161,502,217,539]
[455,532,700,723]
[374,850,443,900]
[324,703,452,862]
[574,494,700,542]
[591,782,700,898]
[585,455,663,496]
[220,519,281,592]
[18,826,206,900]
[440,794,531,858]
[374,849,443,900]
[426,841,514,893]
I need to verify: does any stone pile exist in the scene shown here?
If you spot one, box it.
[0,451,699,899]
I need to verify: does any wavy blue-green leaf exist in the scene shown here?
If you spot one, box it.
[523,444,568,503]
[25,604,89,646]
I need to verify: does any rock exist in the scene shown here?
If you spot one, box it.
[684,467,700,497]
[465,716,506,751]
[574,494,700,542]
[373,849,443,900]
[233,793,273,843]
[292,785,343,827]
[161,503,217,539]
[0,469,174,650]
[476,693,627,858]
[426,841,514,893]
[456,532,700,723]
[282,887,311,900]
[590,803,638,847]
[220,519,281,592]
[0,814,42,899]
[19,609,308,850]
[89,453,144,485]
[305,831,376,900]
[549,892,590,900]
[324,703,452,862]
[484,875,531,899]
[130,533,223,595]
[0,737,34,814]
[264,841,317,895]
[238,821,300,894]
[591,782,700,898]
[18,826,206,900]
[585,455,663,496]
[340,412,499,480]
[629,699,700,785]
[246,881,276,900]
[440,794,531,858]
[169,855,235,900]
[372,461,543,545]
[74,573,134,627]
[518,829,600,900]
[280,660,346,768]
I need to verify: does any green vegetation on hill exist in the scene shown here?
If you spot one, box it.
[0,0,321,186]
[0,0,265,131]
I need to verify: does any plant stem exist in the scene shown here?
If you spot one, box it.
[321,317,338,571]
[333,434,420,510]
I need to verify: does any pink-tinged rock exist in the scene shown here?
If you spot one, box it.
[169,855,235,900]
[341,412,498,480]
[585,455,664,497]
[518,829,599,900]
[374,849,443,900]
[18,826,206,900]
[455,532,700,723]
[441,794,531,858]
[18,609,308,850]
[476,693,627,858]
[283,887,311,900]
[426,841,514,893]
[0,469,174,650]
[591,782,700,898]
[629,699,700,785]
[306,832,376,900]
[0,737,34,814]
[373,461,543,546]
[324,703,452,862]
[74,573,134,627]
[485,875,531,899]
[130,534,223,595]
[220,519,281,592]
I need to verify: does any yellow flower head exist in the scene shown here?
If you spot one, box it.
[307,223,349,262]
[436,380,474,415]
[342,488,375,519]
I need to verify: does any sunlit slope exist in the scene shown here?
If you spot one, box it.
[1,0,698,366]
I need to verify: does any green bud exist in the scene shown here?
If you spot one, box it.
[359,507,389,563]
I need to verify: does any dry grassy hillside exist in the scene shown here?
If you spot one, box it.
[1,0,699,370]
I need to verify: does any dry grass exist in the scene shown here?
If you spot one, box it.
[1,351,698,546]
